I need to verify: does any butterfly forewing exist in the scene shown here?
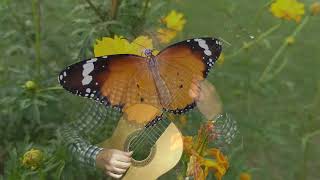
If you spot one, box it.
[59,54,164,111]
[156,37,222,113]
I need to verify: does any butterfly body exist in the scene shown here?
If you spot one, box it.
[59,37,222,114]
[144,54,173,106]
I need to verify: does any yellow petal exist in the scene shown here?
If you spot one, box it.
[94,35,131,56]
[157,28,177,44]
[162,10,186,31]
[130,36,154,56]
[217,53,225,65]
[206,148,229,169]
[270,0,305,23]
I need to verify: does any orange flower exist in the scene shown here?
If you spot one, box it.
[182,121,229,179]
[202,148,229,180]
[311,2,320,15]
[185,148,229,180]
[239,172,252,180]
[183,136,194,154]
[179,115,188,126]
[186,155,205,180]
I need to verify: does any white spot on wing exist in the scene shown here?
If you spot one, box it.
[87,58,97,63]
[82,61,95,85]
[59,75,63,80]
[82,76,92,85]
[63,72,67,76]
[194,38,212,57]
[86,88,91,93]
[204,50,212,56]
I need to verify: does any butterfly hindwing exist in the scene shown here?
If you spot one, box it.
[156,37,222,113]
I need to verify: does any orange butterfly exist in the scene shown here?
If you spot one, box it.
[58,37,222,114]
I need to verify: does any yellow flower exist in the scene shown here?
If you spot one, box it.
[217,53,225,65]
[285,36,295,45]
[311,2,320,15]
[270,0,305,23]
[21,148,43,170]
[161,10,186,31]
[156,10,186,44]
[94,35,130,56]
[239,172,252,180]
[130,36,153,54]
[156,28,177,44]
[94,35,157,57]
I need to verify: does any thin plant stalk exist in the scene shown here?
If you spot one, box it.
[225,23,281,59]
[301,129,320,180]
[141,0,150,18]
[85,0,105,21]
[111,0,120,20]
[31,0,41,81]
[258,15,310,83]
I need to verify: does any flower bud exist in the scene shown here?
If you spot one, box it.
[24,80,37,91]
[285,36,295,45]
[311,2,320,16]
[21,148,43,170]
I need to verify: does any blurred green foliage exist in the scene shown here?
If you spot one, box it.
[0,0,319,179]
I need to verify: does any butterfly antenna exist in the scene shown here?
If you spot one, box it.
[132,41,147,49]
[118,37,146,49]
[218,37,231,46]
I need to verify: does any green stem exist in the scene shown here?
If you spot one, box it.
[252,0,274,26]
[85,0,105,21]
[263,57,289,82]
[37,86,63,92]
[108,0,121,36]
[258,16,310,83]
[197,134,208,156]
[111,0,121,20]
[141,0,150,18]
[225,23,281,59]
[32,0,41,81]
[301,129,320,180]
